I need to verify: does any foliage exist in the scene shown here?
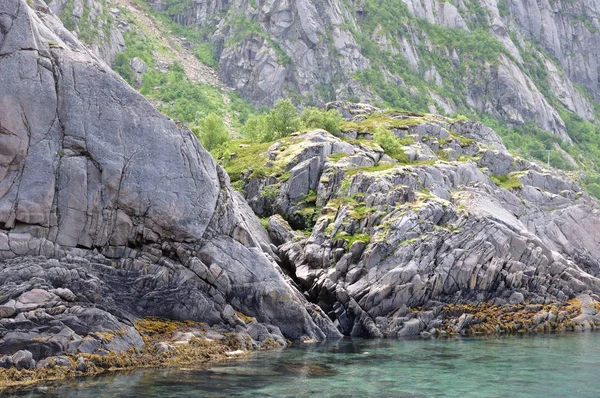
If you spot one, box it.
[346,163,397,176]
[141,63,226,124]
[214,140,273,182]
[418,23,507,63]
[490,174,523,190]
[333,231,371,248]
[192,113,230,151]
[242,99,302,142]
[300,107,344,135]
[584,180,600,199]
[194,42,219,69]
[261,184,281,200]
[60,0,76,31]
[259,217,270,229]
[59,0,113,46]
[241,114,271,142]
[373,127,409,162]
[266,99,302,139]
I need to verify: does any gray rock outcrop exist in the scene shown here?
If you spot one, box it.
[0,0,339,362]
[43,0,125,66]
[231,112,600,337]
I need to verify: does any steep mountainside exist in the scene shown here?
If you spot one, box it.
[142,0,600,135]
[0,0,339,364]
[43,0,600,189]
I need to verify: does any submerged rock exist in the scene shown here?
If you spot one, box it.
[279,361,337,377]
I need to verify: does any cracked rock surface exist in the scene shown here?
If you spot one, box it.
[236,107,600,337]
[0,0,339,361]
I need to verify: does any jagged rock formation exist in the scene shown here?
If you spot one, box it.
[0,0,340,362]
[144,0,600,140]
[506,0,600,103]
[228,103,600,337]
[148,0,371,106]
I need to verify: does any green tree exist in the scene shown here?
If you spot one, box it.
[300,107,344,135]
[193,113,230,151]
[242,114,270,142]
[373,127,408,162]
[242,99,303,142]
[267,99,302,140]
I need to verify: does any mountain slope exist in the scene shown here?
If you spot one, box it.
[144,0,598,127]
[44,0,600,180]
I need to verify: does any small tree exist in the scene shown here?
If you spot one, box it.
[268,99,302,140]
[373,127,408,163]
[300,107,344,135]
[242,113,270,142]
[241,99,303,142]
[193,113,230,151]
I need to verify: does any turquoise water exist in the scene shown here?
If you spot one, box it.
[12,332,600,397]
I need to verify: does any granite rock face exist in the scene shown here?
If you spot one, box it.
[145,0,599,140]
[147,0,371,107]
[0,0,339,361]
[42,0,125,66]
[232,108,600,337]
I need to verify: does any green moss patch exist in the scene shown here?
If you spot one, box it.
[490,173,523,190]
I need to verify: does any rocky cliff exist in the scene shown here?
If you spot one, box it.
[0,0,340,364]
[43,0,124,65]
[142,0,600,143]
[223,102,600,337]
[149,0,371,106]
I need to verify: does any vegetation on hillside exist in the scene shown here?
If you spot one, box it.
[110,5,255,137]
[105,0,600,199]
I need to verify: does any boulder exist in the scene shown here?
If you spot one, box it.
[12,350,35,370]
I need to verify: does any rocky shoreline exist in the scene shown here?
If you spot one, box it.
[0,0,335,387]
[0,315,287,391]
[4,0,600,391]
[2,295,600,392]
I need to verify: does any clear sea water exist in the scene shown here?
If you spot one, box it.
[11,332,600,397]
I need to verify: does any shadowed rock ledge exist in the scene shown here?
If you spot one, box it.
[0,0,340,367]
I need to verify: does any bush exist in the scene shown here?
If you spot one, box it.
[300,107,344,135]
[192,113,230,151]
[373,127,408,162]
[586,183,600,199]
[194,42,218,69]
[242,99,303,142]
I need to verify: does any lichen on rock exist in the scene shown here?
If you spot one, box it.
[228,109,600,338]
